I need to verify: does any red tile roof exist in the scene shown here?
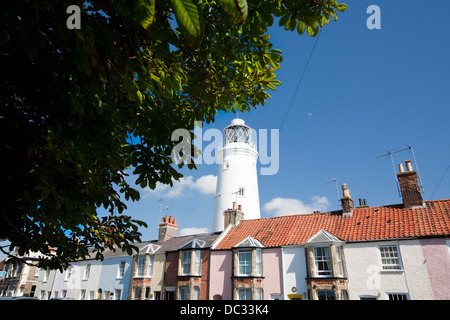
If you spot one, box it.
[214,199,450,250]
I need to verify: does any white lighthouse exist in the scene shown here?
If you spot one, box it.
[213,117,261,232]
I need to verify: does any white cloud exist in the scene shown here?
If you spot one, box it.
[192,174,217,195]
[143,175,217,198]
[263,196,329,217]
[178,227,210,236]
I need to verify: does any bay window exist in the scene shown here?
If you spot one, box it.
[236,248,262,277]
[180,250,202,276]
[314,247,333,276]
[136,254,153,277]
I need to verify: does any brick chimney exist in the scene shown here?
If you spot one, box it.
[158,215,179,242]
[397,160,424,209]
[341,184,354,217]
[224,202,244,229]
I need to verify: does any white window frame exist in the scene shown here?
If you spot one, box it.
[313,247,333,277]
[147,255,154,276]
[179,286,189,300]
[335,246,344,277]
[256,249,262,276]
[193,286,200,300]
[238,250,252,276]
[43,269,49,282]
[194,250,201,275]
[237,288,252,300]
[386,292,409,300]
[133,287,142,300]
[256,288,263,300]
[182,251,192,275]
[137,255,146,276]
[379,244,403,271]
[115,289,122,300]
[83,263,91,280]
[64,266,73,281]
[118,260,126,278]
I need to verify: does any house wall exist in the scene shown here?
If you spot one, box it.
[281,246,308,300]
[74,259,102,300]
[420,237,450,299]
[164,251,179,299]
[344,240,434,300]
[35,268,57,300]
[209,251,232,300]
[199,250,211,300]
[261,248,283,300]
[52,260,102,299]
[151,253,166,298]
[97,256,132,300]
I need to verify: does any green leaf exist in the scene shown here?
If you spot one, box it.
[216,0,248,25]
[307,22,319,36]
[297,21,306,35]
[278,13,289,27]
[135,0,156,30]
[170,0,203,48]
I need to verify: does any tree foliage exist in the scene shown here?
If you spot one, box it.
[0,0,347,269]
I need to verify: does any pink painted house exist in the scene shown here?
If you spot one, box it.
[420,238,450,299]
[209,241,283,300]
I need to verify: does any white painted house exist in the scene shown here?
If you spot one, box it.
[343,240,434,300]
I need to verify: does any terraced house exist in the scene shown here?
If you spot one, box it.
[210,160,450,300]
[129,216,220,300]
[9,161,450,300]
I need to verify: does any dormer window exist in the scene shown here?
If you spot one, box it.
[180,250,201,276]
[137,254,153,277]
[232,237,265,300]
[134,243,160,278]
[304,230,348,300]
[233,236,264,277]
[178,239,205,276]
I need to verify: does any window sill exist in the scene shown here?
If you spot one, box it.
[133,276,153,279]
[305,276,347,280]
[380,269,404,273]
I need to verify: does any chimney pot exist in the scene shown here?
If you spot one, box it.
[232,202,237,210]
[158,215,179,241]
[398,163,405,173]
[341,183,354,217]
[405,160,413,172]
[238,204,242,211]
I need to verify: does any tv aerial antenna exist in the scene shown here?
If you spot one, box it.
[376,145,424,197]
[324,178,341,207]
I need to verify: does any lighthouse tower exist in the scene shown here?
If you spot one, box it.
[213,117,260,232]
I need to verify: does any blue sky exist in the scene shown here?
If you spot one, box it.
[2,0,449,260]
[129,0,450,240]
